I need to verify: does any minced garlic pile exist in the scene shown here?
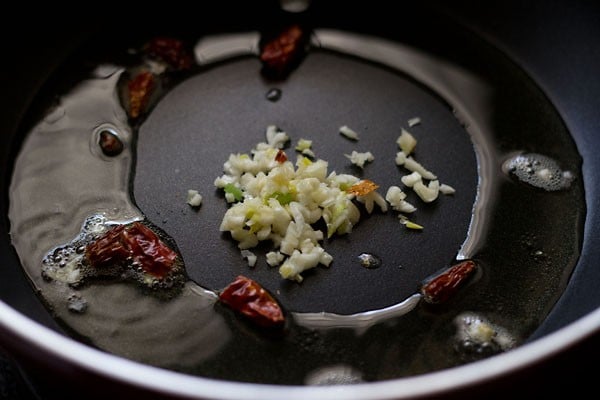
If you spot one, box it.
[213,122,454,282]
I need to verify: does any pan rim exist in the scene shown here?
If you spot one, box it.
[0,298,598,399]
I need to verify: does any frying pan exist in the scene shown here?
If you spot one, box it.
[1,0,599,398]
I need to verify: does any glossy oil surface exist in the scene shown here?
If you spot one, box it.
[5,6,584,385]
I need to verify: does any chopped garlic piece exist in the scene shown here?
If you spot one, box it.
[266,251,285,267]
[217,129,370,282]
[345,151,374,168]
[402,156,437,180]
[401,171,422,188]
[385,186,417,213]
[407,117,421,127]
[455,313,516,353]
[295,138,315,158]
[186,190,203,207]
[396,129,417,155]
[279,239,332,282]
[266,125,289,148]
[397,201,417,213]
[240,249,257,267]
[466,319,496,343]
[339,125,359,140]
[413,180,440,203]
[386,186,406,202]
[356,190,388,214]
[439,183,456,195]
[395,151,407,166]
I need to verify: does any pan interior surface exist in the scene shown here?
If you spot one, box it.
[134,50,477,314]
[3,2,586,387]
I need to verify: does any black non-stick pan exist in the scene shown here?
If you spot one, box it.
[1,1,599,398]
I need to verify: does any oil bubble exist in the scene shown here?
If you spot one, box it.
[266,88,282,102]
[453,312,515,361]
[280,0,311,13]
[304,364,363,385]
[67,293,88,313]
[503,153,574,191]
[99,129,124,157]
[357,253,382,269]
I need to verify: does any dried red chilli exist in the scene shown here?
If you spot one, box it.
[85,222,178,279]
[420,260,477,304]
[127,70,155,119]
[85,224,130,268]
[219,275,285,329]
[260,24,308,77]
[144,37,193,71]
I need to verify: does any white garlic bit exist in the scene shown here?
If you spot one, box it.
[407,117,421,127]
[240,249,257,267]
[385,186,417,213]
[345,151,374,169]
[339,125,359,140]
[413,180,440,203]
[266,125,290,148]
[186,190,203,207]
[402,156,437,180]
[439,183,456,195]
[400,171,422,188]
[396,128,417,155]
[356,190,388,214]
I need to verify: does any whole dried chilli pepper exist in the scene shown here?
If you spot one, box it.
[260,24,308,77]
[420,260,477,304]
[85,224,130,268]
[219,275,285,329]
[127,70,155,119]
[144,37,193,70]
[85,222,177,279]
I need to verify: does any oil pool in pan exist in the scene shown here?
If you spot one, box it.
[7,26,583,384]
